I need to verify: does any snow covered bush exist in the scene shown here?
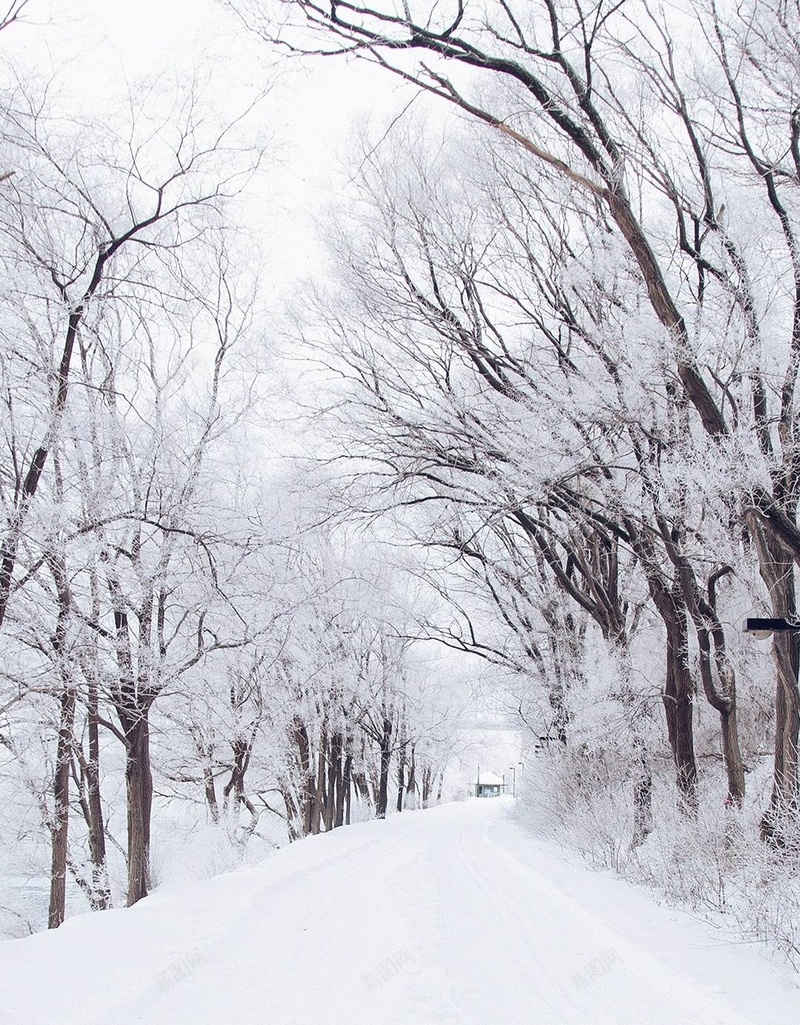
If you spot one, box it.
[520,750,800,968]
[519,743,641,873]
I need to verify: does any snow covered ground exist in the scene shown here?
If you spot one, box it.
[2,798,798,1025]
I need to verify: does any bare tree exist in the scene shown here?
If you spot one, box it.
[249,0,800,834]
[0,1,31,35]
[0,78,259,634]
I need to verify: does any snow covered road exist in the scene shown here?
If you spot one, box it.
[2,798,799,1025]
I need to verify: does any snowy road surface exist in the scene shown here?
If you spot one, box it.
[2,798,799,1025]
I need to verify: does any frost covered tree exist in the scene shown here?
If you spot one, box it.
[0,72,268,914]
[240,0,800,839]
[255,534,445,838]
[297,130,748,832]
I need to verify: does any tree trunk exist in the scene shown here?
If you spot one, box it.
[48,686,76,928]
[311,729,327,835]
[631,736,653,848]
[677,561,745,808]
[405,745,417,809]
[285,717,314,839]
[663,609,698,809]
[629,527,699,810]
[421,766,433,808]
[747,513,800,843]
[765,608,800,841]
[72,570,111,908]
[204,764,220,824]
[293,720,315,838]
[125,711,153,906]
[376,716,392,818]
[336,746,350,828]
[351,769,371,810]
[325,732,342,831]
[223,734,259,842]
[223,737,251,811]
[84,677,111,907]
[720,707,746,807]
[396,742,406,813]
[344,754,353,826]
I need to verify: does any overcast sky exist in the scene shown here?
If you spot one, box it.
[1,0,418,291]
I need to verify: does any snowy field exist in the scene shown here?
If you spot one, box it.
[2,798,798,1025]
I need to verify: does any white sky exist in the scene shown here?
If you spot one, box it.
[0,0,486,703]
[0,0,427,464]
[2,0,418,290]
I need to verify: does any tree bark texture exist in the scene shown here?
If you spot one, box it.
[48,686,76,929]
[376,716,392,819]
[748,513,800,841]
[124,712,153,906]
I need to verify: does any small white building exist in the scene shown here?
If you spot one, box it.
[474,771,505,798]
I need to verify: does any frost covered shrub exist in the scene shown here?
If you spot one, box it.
[520,743,635,873]
[629,793,800,967]
[149,798,285,888]
[520,751,800,968]
[733,851,800,966]
[627,782,740,912]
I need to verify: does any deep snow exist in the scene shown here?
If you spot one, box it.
[2,798,799,1025]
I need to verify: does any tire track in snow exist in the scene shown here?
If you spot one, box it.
[436,804,778,1025]
[2,798,799,1025]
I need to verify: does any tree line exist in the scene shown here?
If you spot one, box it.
[0,34,457,932]
[5,0,800,942]
[247,0,800,850]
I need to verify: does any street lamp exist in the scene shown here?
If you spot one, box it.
[743,617,800,640]
[509,765,516,797]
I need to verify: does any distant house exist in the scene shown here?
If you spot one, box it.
[474,771,504,797]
